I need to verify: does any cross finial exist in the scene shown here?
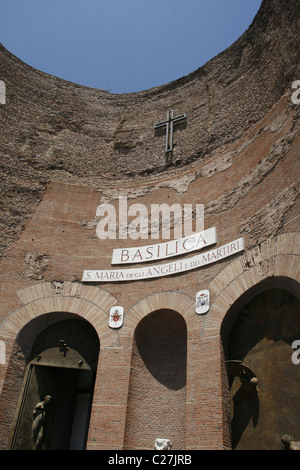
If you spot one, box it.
[154,110,186,153]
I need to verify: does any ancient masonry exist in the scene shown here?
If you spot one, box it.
[0,0,299,450]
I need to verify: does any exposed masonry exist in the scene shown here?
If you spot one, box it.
[264,107,290,134]
[51,280,64,295]
[240,185,299,247]
[2,233,298,343]
[0,0,299,258]
[199,152,233,178]
[205,122,298,216]
[20,253,49,280]
[96,105,295,203]
[80,107,298,234]
[0,0,299,452]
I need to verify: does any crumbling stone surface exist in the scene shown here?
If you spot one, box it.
[21,253,49,280]
[240,185,299,247]
[0,0,299,257]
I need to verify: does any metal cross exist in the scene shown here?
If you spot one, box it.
[154,110,186,153]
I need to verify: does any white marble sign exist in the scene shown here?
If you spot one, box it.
[111,227,216,264]
[82,238,244,283]
[195,290,210,314]
[109,306,124,328]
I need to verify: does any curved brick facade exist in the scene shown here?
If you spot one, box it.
[0,0,299,450]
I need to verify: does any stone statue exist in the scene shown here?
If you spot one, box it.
[281,434,300,450]
[32,395,52,449]
[154,438,173,450]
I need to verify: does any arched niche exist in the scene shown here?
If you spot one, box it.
[124,309,187,450]
[7,313,100,450]
[221,276,300,450]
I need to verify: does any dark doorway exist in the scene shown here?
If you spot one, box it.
[224,284,300,450]
[8,317,99,450]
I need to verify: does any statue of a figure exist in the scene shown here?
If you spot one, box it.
[154,438,173,450]
[32,395,52,450]
[281,434,300,450]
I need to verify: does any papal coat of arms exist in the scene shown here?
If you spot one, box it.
[195,290,210,315]
[109,306,124,328]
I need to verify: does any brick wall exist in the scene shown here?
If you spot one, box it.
[0,0,299,450]
[124,309,187,450]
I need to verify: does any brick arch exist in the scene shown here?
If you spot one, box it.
[122,291,208,450]
[123,290,196,335]
[1,281,117,338]
[0,281,118,394]
[204,232,300,339]
[123,293,193,450]
[188,232,300,449]
[0,281,119,449]
[124,308,188,450]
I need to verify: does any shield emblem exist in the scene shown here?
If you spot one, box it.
[195,290,210,315]
[109,306,124,329]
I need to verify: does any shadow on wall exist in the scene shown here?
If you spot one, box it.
[135,309,187,390]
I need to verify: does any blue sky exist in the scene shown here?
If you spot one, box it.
[0,0,262,94]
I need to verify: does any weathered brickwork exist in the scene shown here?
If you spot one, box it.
[0,0,299,450]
